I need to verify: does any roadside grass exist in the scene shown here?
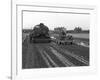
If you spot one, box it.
[74,38,89,42]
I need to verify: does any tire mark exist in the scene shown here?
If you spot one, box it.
[41,45,66,67]
[48,46,75,66]
[35,45,52,68]
[43,51,59,67]
[51,43,89,65]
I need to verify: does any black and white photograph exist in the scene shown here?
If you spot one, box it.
[0,0,99,79]
[22,10,90,69]
[10,1,98,79]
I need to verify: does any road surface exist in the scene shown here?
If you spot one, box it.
[22,37,89,69]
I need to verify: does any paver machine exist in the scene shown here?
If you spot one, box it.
[29,23,51,43]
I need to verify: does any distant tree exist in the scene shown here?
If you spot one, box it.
[54,27,67,33]
[74,27,82,32]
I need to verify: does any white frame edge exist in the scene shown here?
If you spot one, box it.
[11,1,97,80]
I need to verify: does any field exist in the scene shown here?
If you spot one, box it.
[22,32,89,69]
[68,33,89,39]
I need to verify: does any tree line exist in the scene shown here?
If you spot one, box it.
[54,26,89,33]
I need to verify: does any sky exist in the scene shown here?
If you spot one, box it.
[23,11,90,30]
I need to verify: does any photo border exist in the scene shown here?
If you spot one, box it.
[11,3,97,80]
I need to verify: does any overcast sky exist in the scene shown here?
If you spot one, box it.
[23,11,90,30]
